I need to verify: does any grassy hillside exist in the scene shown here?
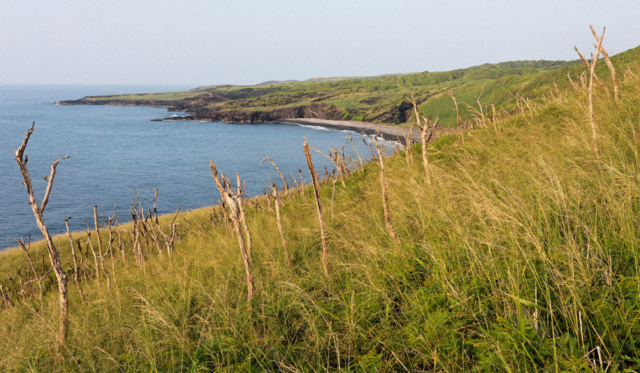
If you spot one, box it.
[1,45,640,371]
[66,46,640,128]
[68,59,586,127]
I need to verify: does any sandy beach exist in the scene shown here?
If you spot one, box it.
[275,118,420,142]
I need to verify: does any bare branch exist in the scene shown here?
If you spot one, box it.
[40,156,69,213]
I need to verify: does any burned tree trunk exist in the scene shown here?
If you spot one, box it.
[14,122,69,350]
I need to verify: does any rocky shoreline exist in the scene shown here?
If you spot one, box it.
[59,98,420,142]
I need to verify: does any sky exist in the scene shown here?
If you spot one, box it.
[1,0,639,86]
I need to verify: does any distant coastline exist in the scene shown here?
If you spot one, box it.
[59,98,420,142]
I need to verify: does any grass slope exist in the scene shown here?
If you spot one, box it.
[2,54,640,371]
[75,46,640,128]
[77,59,588,127]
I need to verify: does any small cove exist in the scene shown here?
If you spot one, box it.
[0,85,374,250]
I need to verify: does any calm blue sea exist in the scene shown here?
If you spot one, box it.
[0,85,372,250]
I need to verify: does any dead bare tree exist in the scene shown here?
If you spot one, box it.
[210,161,255,303]
[14,122,69,349]
[303,137,330,278]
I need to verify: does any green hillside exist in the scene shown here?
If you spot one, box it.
[67,59,586,127]
[2,45,640,371]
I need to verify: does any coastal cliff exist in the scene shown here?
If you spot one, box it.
[59,97,414,125]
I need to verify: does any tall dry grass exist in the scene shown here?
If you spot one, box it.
[0,65,639,371]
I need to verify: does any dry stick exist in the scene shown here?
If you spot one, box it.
[116,231,127,266]
[210,160,255,303]
[403,123,414,165]
[106,217,118,288]
[260,156,289,192]
[346,134,364,170]
[579,72,588,89]
[271,184,291,265]
[419,118,437,186]
[303,137,330,278]
[143,216,163,258]
[362,137,377,159]
[312,146,345,187]
[85,222,101,288]
[93,206,111,290]
[410,97,437,185]
[14,122,69,350]
[330,169,339,220]
[370,133,400,247]
[567,73,577,89]
[236,173,253,257]
[335,145,350,178]
[129,212,142,266]
[590,25,618,102]
[77,239,89,282]
[297,169,308,200]
[63,218,83,300]
[152,189,159,225]
[15,237,43,300]
[158,206,180,258]
[574,46,609,94]
[289,170,300,191]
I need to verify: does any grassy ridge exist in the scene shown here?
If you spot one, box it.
[75,59,591,127]
[1,54,640,371]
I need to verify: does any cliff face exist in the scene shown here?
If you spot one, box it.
[188,103,346,123]
[60,98,354,124]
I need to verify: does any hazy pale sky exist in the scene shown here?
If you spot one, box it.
[1,0,639,86]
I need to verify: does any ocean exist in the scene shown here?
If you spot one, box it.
[0,85,373,250]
